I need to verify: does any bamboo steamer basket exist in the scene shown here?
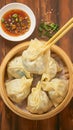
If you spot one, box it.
[0,40,73,120]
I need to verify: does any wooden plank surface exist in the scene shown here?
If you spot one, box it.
[0,0,73,130]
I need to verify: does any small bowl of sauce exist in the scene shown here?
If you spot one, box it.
[0,3,36,41]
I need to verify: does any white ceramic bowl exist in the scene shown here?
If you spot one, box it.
[0,3,36,41]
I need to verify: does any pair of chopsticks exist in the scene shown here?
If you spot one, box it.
[31,18,73,61]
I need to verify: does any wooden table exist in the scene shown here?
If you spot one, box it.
[0,0,73,130]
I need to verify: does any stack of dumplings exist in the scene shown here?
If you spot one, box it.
[5,38,69,114]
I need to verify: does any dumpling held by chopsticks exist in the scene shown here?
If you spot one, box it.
[22,38,50,74]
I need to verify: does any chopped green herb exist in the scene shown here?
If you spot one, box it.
[38,21,59,39]
[38,26,43,32]
[44,31,52,38]
[49,23,59,31]
[1,18,5,23]
[39,22,45,28]
[12,13,18,18]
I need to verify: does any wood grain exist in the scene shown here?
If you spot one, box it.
[59,99,73,130]
[0,0,73,130]
[58,0,73,57]
[58,1,73,130]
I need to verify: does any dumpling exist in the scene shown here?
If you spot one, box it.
[5,76,33,104]
[41,78,68,107]
[22,38,50,74]
[41,57,62,81]
[26,82,53,114]
[7,56,32,79]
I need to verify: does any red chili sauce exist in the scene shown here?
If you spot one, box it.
[1,9,31,36]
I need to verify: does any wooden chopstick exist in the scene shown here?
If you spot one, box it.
[30,18,73,61]
[43,18,73,47]
[41,23,73,53]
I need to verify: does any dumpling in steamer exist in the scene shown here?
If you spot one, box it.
[41,78,68,107]
[22,38,50,74]
[41,57,62,81]
[5,76,33,104]
[7,56,31,79]
[27,82,53,114]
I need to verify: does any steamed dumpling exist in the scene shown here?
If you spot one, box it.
[22,38,50,74]
[27,82,53,114]
[41,78,68,107]
[7,56,31,79]
[41,57,62,81]
[5,76,33,104]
